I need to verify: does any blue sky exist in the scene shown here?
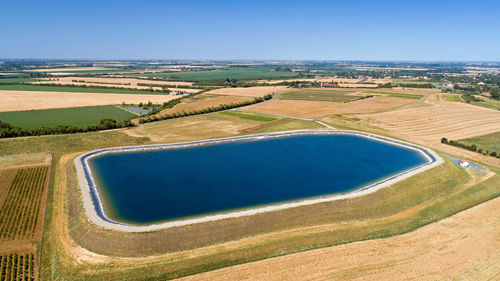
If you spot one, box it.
[1,0,499,61]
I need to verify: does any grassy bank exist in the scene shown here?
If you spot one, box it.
[41,149,500,279]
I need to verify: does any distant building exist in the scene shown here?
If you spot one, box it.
[459,159,469,168]
[321,82,337,88]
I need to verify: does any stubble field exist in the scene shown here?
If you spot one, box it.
[0,90,179,111]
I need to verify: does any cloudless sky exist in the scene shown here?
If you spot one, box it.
[1,0,499,61]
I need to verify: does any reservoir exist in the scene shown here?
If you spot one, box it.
[88,133,428,225]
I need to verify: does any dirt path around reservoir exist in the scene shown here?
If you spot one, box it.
[178,194,500,281]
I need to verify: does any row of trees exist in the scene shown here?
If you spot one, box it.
[441,137,499,158]
[0,119,135,139]
[139,94,273,124]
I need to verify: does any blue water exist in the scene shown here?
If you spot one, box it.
[126,107,152,116]
[90,135,427,225]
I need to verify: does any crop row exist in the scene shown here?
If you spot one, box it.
[0,166,49,241]
[0,252,35,281]
[0,170,17,204]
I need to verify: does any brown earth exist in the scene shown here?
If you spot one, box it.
[0,90,179,111]
[244,96,416,118]
[178,195,500,281]
[205,86,286,97]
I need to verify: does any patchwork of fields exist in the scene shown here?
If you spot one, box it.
[135,67,299,81]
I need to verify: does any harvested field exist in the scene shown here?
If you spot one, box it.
[31,77,200,93]
[205,86,286,97]
[156,95,254,117]
[38,76,193,87]
[357,97,500,144]
[355,95,500,166]
[0,90,178,111]
[245,96,416,118]
[179,194,500,281]
[279,88,363,102]
[127,112,268,142]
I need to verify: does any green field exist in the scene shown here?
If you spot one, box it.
[443,94,463,102]
[279,89,360,102]
[459,132,500,153]
[219,111,277,121]
[0,84,170,95]
[364,90,423,99]
[0,106,136,129]
[136,67,299,81]
[0,78,42,84]
[470,98,500,110]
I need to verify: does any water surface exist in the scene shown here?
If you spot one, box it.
[90,135,427,224]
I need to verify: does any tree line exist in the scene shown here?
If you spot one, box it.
[139,94,273,124]
[441,137,499,158]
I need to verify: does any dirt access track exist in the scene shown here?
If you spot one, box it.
[0,90,179,112]
[179,195,500,281]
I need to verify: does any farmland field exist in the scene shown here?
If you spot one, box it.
[0,106,136,129]
[136,67,299,81]
[155,95,254,118]
[0,84,171,95]
[219,111,277,121]
[0,166,50,240]
[459,132,500,153]
[364,90,424,99]
[471,97,500,110]
[246,96,416,118]
[0,252,36,281]
[279,88,362,102]
[206,86,285,97]
[0,90,178,111]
